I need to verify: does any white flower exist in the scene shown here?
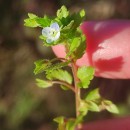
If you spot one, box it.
[42,22,60,43]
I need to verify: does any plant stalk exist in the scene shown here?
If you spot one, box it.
[71,61,82,130]
[65,43,82,129]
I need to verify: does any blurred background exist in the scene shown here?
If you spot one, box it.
[0,0,130,130]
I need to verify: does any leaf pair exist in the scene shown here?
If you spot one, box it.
[80,88,119,114]
[34,58,73,90]
[36,69,73,91]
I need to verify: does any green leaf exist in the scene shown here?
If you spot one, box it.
[77,66,95,88]
[66,37,81,58]
[66,119,75,130]
[46,69,72,84]
[74,34,86,59]
[24,18,39,27]
[66,116,84,130]
[66,32,86,59]
[35,16,51,27]
[36,78,53,88]
[80,9,85,18]
[34,59,70,75]
[24,14,51,27]
[60,85,69,91]
[79,101,88,115]
[54,116,66,130]
[34,59,51,75]
[24,13,39,27]
[70,9,86,29]
[39,35,46,40]
[62,20,74,31]
[54,116,65,124]
[28,13,37,18]
[87,101,100,112]
[57,6,69,19]
[103,100,119,114]
[79,100,100,113]
[85,88,101,101]
[46,61,70,72]
[74,114,84,126]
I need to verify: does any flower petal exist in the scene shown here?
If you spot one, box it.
[50,22,60,31]
[42,27,51,37]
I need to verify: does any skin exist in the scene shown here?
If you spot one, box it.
[52,20,130,130]
[52,20,130,79]
[82,116,130,130]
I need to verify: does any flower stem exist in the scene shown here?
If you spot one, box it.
[65,43,83,129]
[71,61,82,130]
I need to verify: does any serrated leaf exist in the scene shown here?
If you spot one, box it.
[87,101,100,112]
[77,66,95,88]
[85,88,101,101]
[46,69,72,84]
[62,20,74,31]
[66,37,81,58]
[24,18,39,27]
[54,116,66,130]
[79,101,88,114]
[28,13,37,18]
[66,119,75,130]
[36,78,53,88]
[79,100,100,113]
[24,13,39,27]
[24,14,51,28]
[46,61,70,72]
[54,116,65,124]
[74,113,84,126]
[60,85,69,91]
[103,100,119,114]
[57,6,69,19]
[70,9,86,29]
[35,16,51,27]
[39,35,46,40]
[74,34,86,59]
[66,27,86,59]
[34,59,70,75]
[34,59,51,75]
[80,9,85,18]
[67,114,85,130]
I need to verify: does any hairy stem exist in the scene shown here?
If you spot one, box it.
[65,43,82,129]
[71,61,82,130]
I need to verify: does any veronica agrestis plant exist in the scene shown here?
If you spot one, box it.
[24,6,119,130]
